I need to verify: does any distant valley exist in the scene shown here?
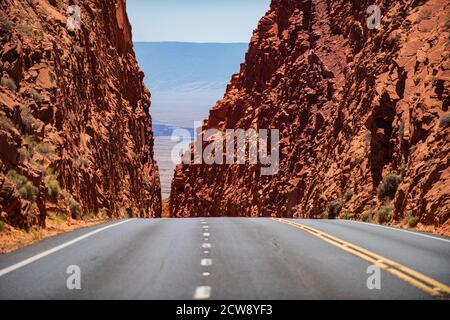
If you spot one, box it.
[134,42,248,197]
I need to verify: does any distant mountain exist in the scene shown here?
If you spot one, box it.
[134,42,248,92]
[133,42,248,127]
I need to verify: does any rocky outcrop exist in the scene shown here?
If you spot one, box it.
[170,0,449,233]
[0,0,161,230]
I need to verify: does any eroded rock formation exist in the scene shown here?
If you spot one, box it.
[170,0,449,233]
[0,0,161,230]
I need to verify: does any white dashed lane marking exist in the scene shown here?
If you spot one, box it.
[201,258,212,266]
[194,286,211,299]
[195,219,212,300]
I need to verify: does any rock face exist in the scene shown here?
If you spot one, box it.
[170,0,449,232]
[0,0,161,230]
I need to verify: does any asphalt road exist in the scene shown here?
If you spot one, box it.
[0,218,449,299]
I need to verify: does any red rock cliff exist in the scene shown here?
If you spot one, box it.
[0,0,161,230]
[170,0,449,233]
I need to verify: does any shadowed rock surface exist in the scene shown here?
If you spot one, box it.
[0,0,161,230]
[170,0,449,234]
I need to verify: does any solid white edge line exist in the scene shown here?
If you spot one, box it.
[294,218,450,243]
[339,219,450,243]
[0,219,135,277]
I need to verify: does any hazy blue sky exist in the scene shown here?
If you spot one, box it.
[127,0,271,42]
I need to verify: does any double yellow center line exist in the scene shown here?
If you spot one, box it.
[273,218,450,299]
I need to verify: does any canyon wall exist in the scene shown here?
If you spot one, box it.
[170,0,449,233]
[0,0,161,230]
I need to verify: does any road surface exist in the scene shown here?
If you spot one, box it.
[0,218,449,299]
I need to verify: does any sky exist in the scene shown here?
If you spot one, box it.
[127,0,271,43]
